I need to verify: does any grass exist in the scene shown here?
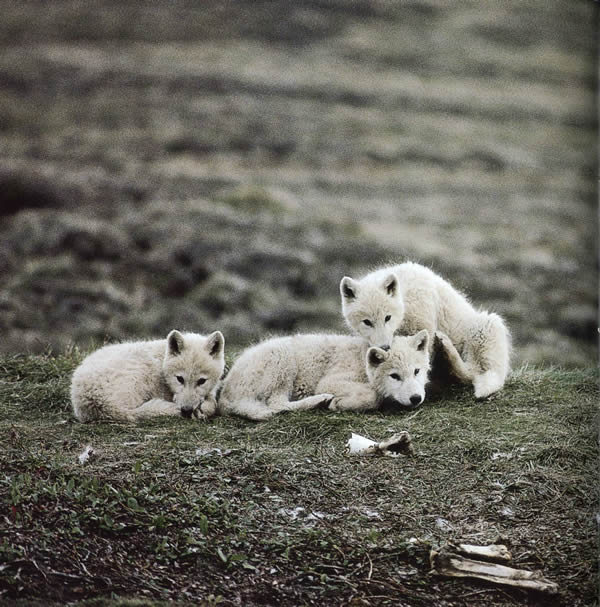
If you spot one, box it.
[0,352,597,606]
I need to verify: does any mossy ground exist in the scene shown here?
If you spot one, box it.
[1,353,597,606]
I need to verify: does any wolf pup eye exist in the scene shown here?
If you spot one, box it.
[176,375,185,384]
[384,315,391,323]
[362,319,373,327]
[196,378,207,386]
[390,373,401,381]
[414,368,420,376]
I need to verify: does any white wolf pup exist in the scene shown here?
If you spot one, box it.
[71,330,225,422]
[218,330,431,421]
[340,262,510,399]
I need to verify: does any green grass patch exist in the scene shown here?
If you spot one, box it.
[217,185,286,215]
[0,354,597,606]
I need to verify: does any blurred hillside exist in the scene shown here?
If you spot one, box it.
[0,0,597,366]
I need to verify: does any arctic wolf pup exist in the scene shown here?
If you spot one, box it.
[340,261,510,399]
[218,330,431,421]
[71,330,225,422]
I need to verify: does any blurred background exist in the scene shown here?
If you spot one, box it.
[0,0,597,367]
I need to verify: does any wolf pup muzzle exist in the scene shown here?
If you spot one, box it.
[380,395,422,411]
[180,400,202,418]
[180,405,194,418]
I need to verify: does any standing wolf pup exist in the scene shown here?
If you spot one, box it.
[218,330,431,421]
[340,262,510,398]
[71,330,225,422]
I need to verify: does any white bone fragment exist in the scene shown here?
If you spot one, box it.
[196,447,223,456]
[456,543,512,563]
[435,517,453,532]
[195,447,239,457]
[377,432,414,456]
[278,506,305,520]
[430,549,558,594]
[78,445,94,465]
[347,433,378,455]
[346,432,413,456]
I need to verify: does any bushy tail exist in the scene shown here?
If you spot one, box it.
[487,312,511,374]
[472,312,511,398]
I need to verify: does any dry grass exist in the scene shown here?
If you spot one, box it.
[0,352,597,606]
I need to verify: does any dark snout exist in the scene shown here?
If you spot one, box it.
[180,405,195,418]
[410,394,423,406]
[379,396,422,412]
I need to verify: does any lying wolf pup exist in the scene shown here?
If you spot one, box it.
[218,331,431,421]
[71,330,224,422]
[340,261,511,399]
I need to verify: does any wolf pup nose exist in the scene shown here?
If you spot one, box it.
[410,394,423,406]
[180,405,194,418]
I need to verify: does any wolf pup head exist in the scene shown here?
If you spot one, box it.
[366,330,430,409]
[340,272,404,348]
[162,330,225,418]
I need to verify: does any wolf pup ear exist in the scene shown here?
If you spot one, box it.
[340,277,358,301]
[367,346,388,368]
[167,330,185,356]
[382,273,398,296]
[412,329,429,352]
[206,331,225,358]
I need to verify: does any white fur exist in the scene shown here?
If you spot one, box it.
[71,330,225,422]
[218,331,431,421]
[340,261,510,399]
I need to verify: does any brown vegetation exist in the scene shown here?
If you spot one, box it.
[0,1,596,367]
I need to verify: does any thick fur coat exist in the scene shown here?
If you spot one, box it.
[340,262,510,398]
[71,330,224,422]
[218,331,431,421]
